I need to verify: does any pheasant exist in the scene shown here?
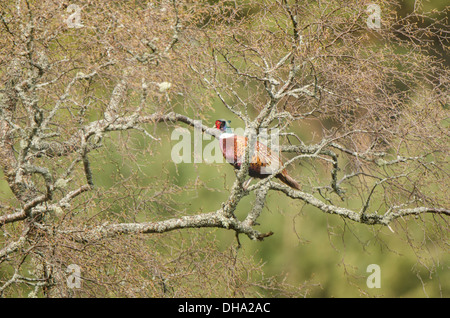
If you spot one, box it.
[214,119,301,190]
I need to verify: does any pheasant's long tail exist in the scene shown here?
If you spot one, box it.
[277,171,301,190]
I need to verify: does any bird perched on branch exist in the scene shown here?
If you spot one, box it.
[214,119,301,190]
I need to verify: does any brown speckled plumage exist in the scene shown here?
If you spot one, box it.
[216,120,300,190]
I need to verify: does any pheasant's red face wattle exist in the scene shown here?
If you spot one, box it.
[215,120,225,130]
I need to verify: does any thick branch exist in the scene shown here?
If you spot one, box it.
[269,182,449,226]
[70,210,273,243]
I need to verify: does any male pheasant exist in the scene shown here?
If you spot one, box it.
[215,119,301,190]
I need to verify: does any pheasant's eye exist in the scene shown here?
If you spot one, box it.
[215,120,225,129]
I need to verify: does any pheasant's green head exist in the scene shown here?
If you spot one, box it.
[215,119,232,133]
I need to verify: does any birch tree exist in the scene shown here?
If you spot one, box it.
[0,0,448,297]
